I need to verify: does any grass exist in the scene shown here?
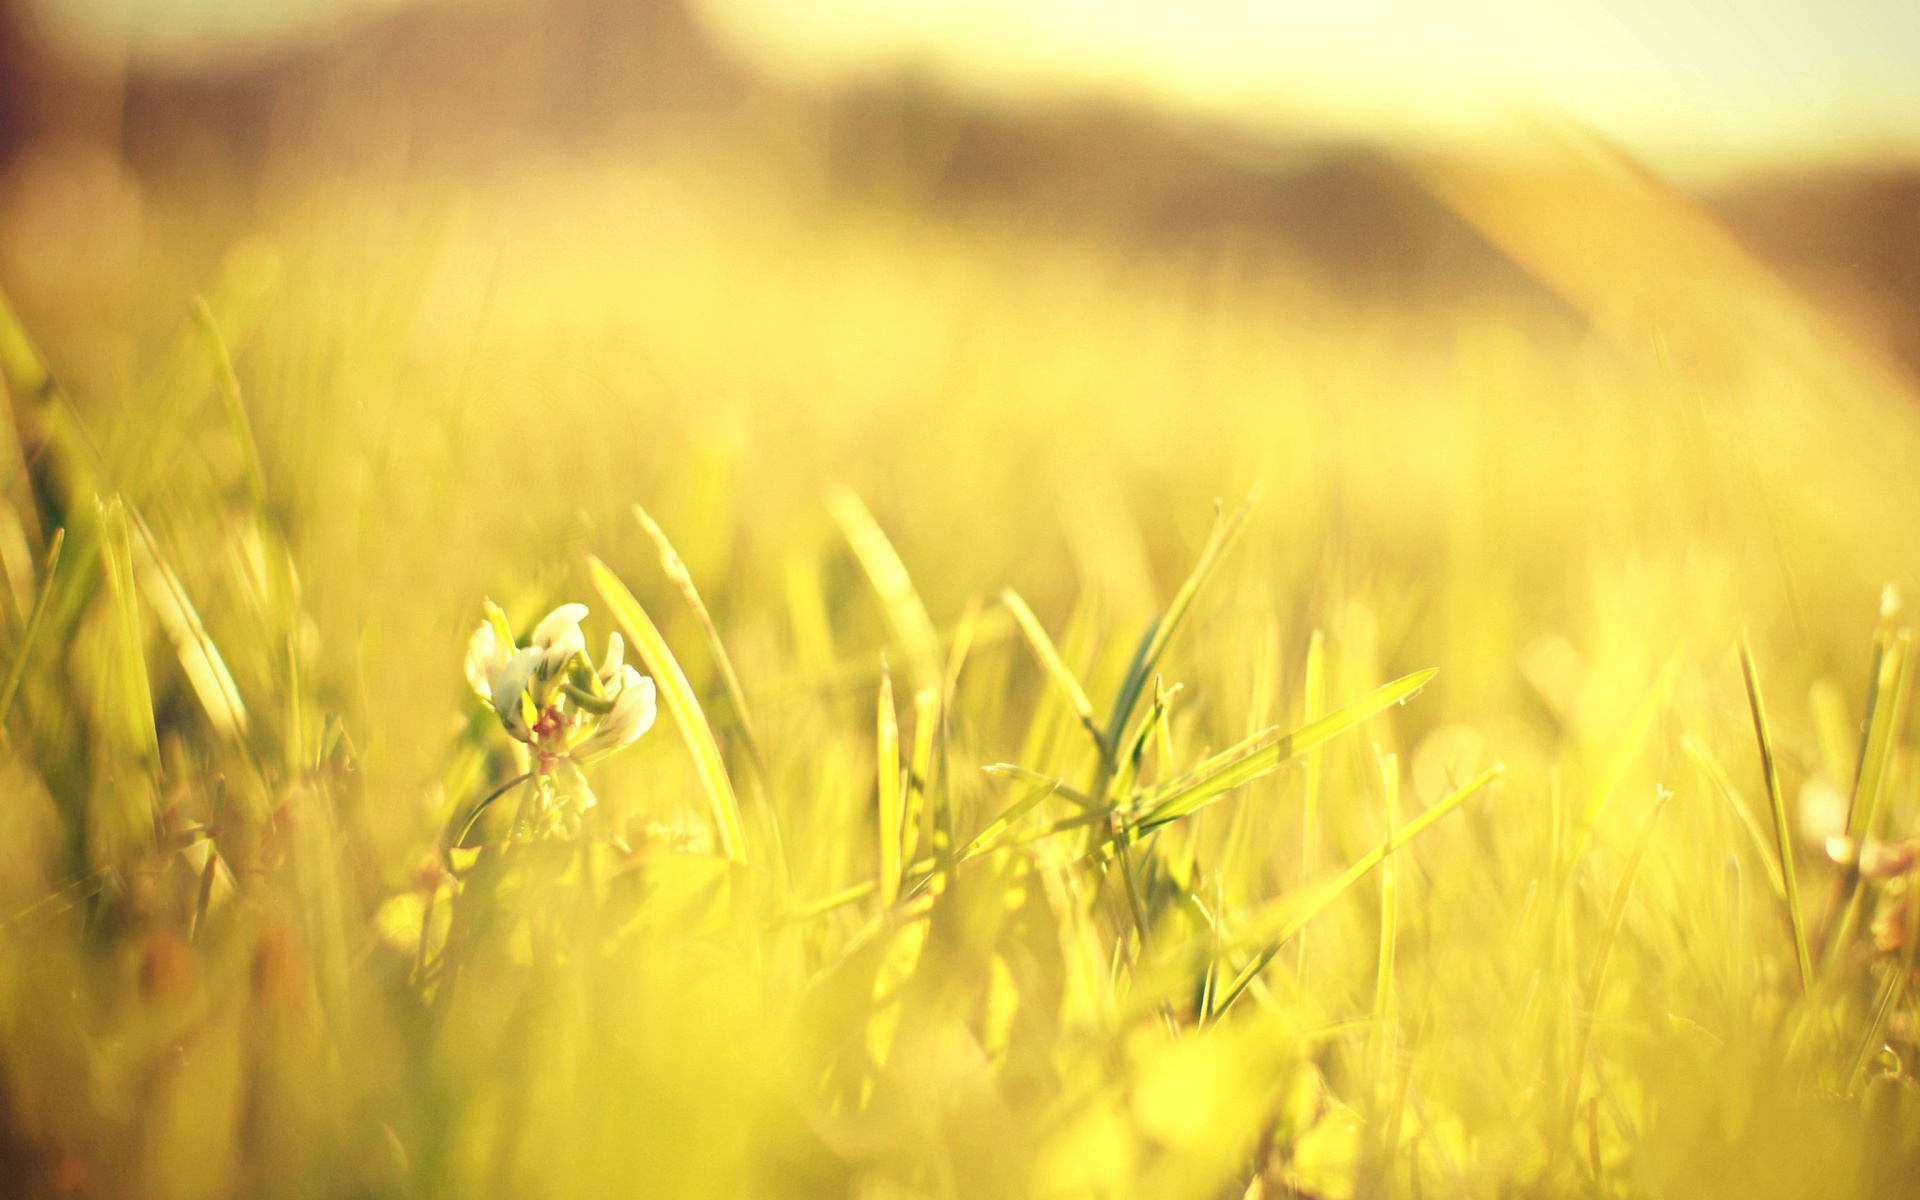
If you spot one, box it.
[0,139,1918,1200]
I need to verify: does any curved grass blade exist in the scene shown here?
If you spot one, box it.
[634,503,765,775]
[1212,764,1504,1020]
[1002,587,1104,754]
[1569,653,1678,863]
[1560,787,1670,1148]
[129,511,248,740]
[589,555,749,863]
[1102,490,1257,753]
[958,771,1063,865]
[1299,629,1327,975]
[189,295,267,514]
[829,489,942,694]
[0,527,62,740]
[1680,732,1786,900]
[981,763,1097,810]
[1741,639,1813,997]
[1372,748,1400,1063]
[1135,667,1437,832]
[876,659,903,904]
[97,496,158,765]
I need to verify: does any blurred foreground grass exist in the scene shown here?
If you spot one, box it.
[2,144,1920,1198]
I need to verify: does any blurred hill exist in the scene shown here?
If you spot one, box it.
[0,0,1914,377]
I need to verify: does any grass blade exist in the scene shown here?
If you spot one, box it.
[829,489,942,694]
[956,773,1062,864]
[96,496,158,766]
[1212,764,1504,1019]
[633,503,766,776]
[904,684,937,870]
[1743,641,1812,998]
[1002,587,1105,754]
[1680,732,1786,900]
[589,554,749,863]
[876,659,903,904]
[1135,667,1437,831]
[1102,489,1258,753]
[1561,787,1671,1147]
[1740,639,1813,998]
[1373,749,1400,1050]
[0,527,63,739]
[1299,629,1326,975]
[981,763,1097,810]
[1570,653,1678,863]
[129,511,248,740]
[189,294,267,514]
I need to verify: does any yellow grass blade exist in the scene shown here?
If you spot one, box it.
[957,774,1061,865]
[1299,629,1326,975]
[129,512,248,741]
[1213,764,1504,1019]
[96,496,159,766]
[1002,587,1104,753]
[0,528,62,740]
[1103,489,1258,751]
[876,659,903,905]
[1561,787,1671,1147]
[588,555,748,864]
[1571,653,1678,862]
[1135,668,1437,831]
[189,295,268,515]
[633,503,765,773]
[829,489,942,694]
[1740,639,1813,998]
[1679,732,1786,900]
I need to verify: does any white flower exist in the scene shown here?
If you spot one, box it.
[463,601,657,768]
[527,602,589,701]
[464,601,516,703]
[598,632,624,685]
[572,667,657,763]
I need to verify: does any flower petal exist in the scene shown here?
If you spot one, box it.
[465,621,503,702]
[599,632,625,683]
[491,648,541,741]
[573,669,657,763]
[531,603,590,650]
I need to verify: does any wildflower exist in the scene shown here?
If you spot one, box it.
[465,600,656,769]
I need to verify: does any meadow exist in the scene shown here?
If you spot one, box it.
[0,129,1918,1199]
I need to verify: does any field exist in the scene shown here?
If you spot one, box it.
[2,119,1920,1199]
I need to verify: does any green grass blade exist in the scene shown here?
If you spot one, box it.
[1570,653,1678,863]
[1299,629,1326,975]
[876,659,903,905]
[589,555,749,864]
[1848,630,1910,841]
[1373,749,1400,1041]
[981,763,1098,810]
[1101,489,1258,753]
[1741,639,1813,998]
[829,489,942,694]
[1212,764,1504,1019]
[96,497,159,766]
[903,684,937,870]
[634,503,766,775]
[957,773,1061,864]
[1135,667,1437,831]
[0,527,63,739]
[1679,732,1786,900]
[128,511,248,741]
[1561,787,1670,1146]
[189,295,268,514]
[1002,588,1105,754]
